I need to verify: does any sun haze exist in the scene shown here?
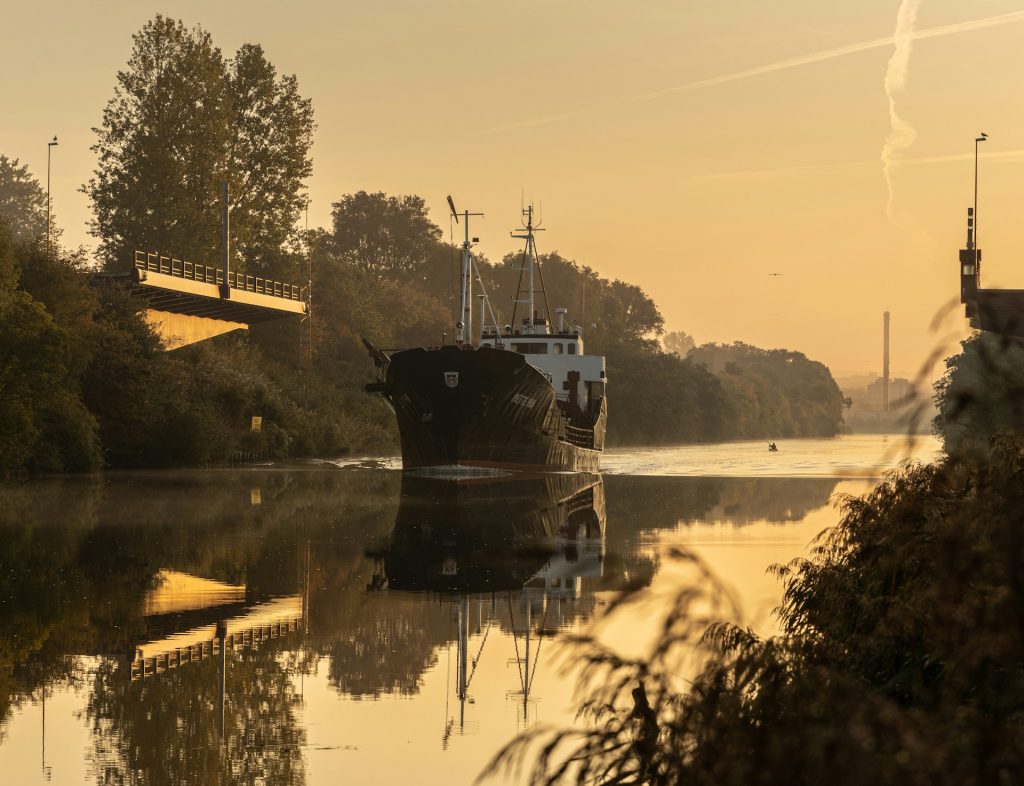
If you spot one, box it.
[3,0,1021,378]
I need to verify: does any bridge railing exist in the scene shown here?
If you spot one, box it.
[130,617,302,681]
[134,251,303,302]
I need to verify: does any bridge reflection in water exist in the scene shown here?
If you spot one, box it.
[130,594,303,681]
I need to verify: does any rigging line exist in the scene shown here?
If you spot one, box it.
[526,601,549,695]
[463,617,493,691]
[508,594,525,689]
[581,276,586,328]
[531,234,553,328]
[471,256,504,345]
[510,246,529,329]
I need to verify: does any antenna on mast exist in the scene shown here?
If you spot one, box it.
[510,201,552,335]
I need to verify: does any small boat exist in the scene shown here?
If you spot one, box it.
[366,202,607,472]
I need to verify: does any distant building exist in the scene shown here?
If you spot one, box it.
[841,376,933,433]
[864,377,916,412]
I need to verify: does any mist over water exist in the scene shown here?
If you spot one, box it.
[0,435,930,785]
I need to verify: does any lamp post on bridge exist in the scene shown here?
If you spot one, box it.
[46,136,58,258]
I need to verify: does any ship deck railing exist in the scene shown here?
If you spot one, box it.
[564,424,595,449]
[565,488,596,516]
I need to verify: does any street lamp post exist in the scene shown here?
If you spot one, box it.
[306,197,313,367]
[46,136,58,258]
[973,132,987,258]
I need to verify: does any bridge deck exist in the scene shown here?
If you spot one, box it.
[102,251,308,324]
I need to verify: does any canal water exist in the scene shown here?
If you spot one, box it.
[0,434,941,785]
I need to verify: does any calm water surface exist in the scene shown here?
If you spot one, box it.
[0,435,941,785]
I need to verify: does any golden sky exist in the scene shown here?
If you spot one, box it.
[3,0,1023,378]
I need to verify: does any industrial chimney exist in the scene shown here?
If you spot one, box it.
[882,311,891,413]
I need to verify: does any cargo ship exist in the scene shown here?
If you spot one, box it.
[365,202,606,472]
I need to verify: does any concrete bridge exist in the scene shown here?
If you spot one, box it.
[106,250,308,349]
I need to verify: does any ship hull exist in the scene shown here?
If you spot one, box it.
[381,345,605,472]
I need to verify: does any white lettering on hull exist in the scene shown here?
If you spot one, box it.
[512,393,536,409]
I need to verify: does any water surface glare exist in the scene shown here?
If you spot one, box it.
[602,433,942,477]
[0,435,928,785]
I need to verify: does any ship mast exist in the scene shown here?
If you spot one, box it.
[448,195,483,346]
[510,204,552,335]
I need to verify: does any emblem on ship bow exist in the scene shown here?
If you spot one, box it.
[444,371,459,388]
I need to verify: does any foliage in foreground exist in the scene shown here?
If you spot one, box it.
[935,331,1024,457]
[486,437,1024,785]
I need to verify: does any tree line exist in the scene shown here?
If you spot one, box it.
[0,15,846,477]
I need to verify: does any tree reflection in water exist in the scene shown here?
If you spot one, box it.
[0,468,839,783]
[87,642,305,786]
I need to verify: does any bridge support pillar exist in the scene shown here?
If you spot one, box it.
[145,309,247,349]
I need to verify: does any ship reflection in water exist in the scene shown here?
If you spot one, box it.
[0,468,843,785]
[370,474,606,735]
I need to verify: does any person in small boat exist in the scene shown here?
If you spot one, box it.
[768,442,778,452]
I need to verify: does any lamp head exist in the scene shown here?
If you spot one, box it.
[976,133,988,142]
[48,136,58,147]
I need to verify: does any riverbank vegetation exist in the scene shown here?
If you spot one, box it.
[0,16,845,477]
[483,343,1024,785]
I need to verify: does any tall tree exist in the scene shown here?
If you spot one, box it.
[86,16,313,278]
[87,16,229,271]
[0,155,48,244]
[227,44,314,276]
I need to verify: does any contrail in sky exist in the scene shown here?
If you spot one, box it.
[487,110,585,135]
[641,10,1024,100]
[881,0,923,224]
[487,9,1024,135]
